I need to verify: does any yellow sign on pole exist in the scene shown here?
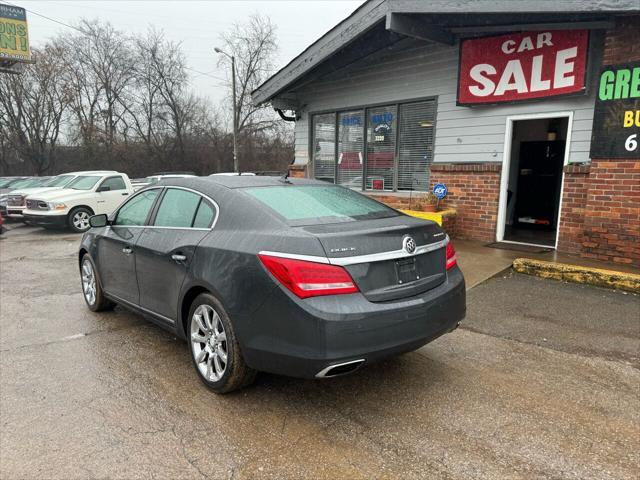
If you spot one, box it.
[0,3,32,63]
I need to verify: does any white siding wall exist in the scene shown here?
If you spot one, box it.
[293,36,600,166]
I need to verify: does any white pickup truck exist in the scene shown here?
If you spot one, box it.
[5,170,118,217]
[23,172,134,232]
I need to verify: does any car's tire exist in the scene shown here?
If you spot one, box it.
[187,293,256,393]
[80,254,114,312]
[68,207,93,233]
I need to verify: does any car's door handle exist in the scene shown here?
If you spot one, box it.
[171,254,187,263]
[122,247,133,255]
[122,192,129,196]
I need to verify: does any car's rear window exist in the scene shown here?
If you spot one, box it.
[243,185,398,225]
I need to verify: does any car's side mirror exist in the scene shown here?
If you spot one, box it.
[97,185,111,192]
[89,214,109,228]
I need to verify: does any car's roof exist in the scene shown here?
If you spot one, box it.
[61,170,119,175]
[157,175,325,191]
[151,174,195,178]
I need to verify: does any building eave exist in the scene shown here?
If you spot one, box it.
[252,0,640,106]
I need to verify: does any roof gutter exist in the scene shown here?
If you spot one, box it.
[252,0,640,105]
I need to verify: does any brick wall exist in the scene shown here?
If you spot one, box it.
[580,161,640,266]
[557,165,590,255]
[428,163,501,242]
[602,15,640,65]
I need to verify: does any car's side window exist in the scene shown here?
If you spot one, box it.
[192,200,215,228]
[153,189,201,228]
[114,189,160,226]
[100,176,126,191]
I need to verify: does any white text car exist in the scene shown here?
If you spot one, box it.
[5,171,117,217]
[23,172,134,232]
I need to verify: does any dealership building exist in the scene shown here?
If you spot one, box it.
[253,0,639,267]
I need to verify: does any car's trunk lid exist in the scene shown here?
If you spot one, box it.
[299,215,447,302]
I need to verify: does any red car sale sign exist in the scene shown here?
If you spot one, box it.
[457,30,589,105]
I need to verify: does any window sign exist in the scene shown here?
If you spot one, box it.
[366,105,396,191]
[458,30,589,105]
[337,111,364,188]
[341,115,362,126]
[590,62,640,159]
[372,179,385,190]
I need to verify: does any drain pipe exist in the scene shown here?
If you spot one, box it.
[276,109,298,175]
[276,109,296,122]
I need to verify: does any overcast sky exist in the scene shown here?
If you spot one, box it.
[17,0,364,106]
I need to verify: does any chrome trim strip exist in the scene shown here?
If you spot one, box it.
[329,238,448,266]
[258,250,330,264]
[108,225,211,232]
[111,185,220,231]
[315,359,365,378]
[259,238,448,267]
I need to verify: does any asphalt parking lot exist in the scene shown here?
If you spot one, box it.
[1,226,639,479]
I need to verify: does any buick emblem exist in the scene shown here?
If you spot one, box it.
[403,236,417,254]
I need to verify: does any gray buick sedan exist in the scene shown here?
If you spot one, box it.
[79,176,465,393]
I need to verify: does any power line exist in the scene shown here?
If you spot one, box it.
[8,2,230,84]
[4,1,84,33]
[184,66,228,82]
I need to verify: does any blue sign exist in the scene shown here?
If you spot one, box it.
[433,183,447,199]
[341,116,361,126]
[371,112,393,124]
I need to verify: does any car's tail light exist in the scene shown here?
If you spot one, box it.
[445,240,457,270]
[258,254,359,299]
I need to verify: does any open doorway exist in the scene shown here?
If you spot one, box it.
[499,113,571,248]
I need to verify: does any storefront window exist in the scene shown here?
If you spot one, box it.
[398,100,435,191]
[311,99,436,192]
[312,113,336,183]
[365,105,396,191]
[337,110,364,189]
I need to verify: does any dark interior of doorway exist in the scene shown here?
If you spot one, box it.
[504,117,568,247]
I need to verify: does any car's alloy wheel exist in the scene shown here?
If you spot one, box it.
[72,210,90,231]
[190,304,228,382]
[187,293,256,393]
[79,254,114,312]
[69,207,92,233]
[81,258,96,306]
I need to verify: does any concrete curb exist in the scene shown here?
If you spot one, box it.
[513,258,640,294]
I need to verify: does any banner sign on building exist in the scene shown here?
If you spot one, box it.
[458,30,589,106]
[0,3,31,63]
[590,62,640,159]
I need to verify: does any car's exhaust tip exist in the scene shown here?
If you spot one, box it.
[315,359,365,378]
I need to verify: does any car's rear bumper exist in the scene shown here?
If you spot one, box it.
[240,266,466,378]
[23,212,67,227]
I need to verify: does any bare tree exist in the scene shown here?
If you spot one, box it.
[0,15,292,177]
[130,28,202,164]
[0,46,69,174]
[218,14,280,138]
[58,20,135,152]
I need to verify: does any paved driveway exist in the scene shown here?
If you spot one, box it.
[1,227,638,479]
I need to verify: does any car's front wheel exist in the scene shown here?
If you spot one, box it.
[188,293,256,393]
[68,207,93,233]
[80,254,114,311]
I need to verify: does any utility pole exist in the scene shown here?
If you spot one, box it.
[214,47,239,174]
